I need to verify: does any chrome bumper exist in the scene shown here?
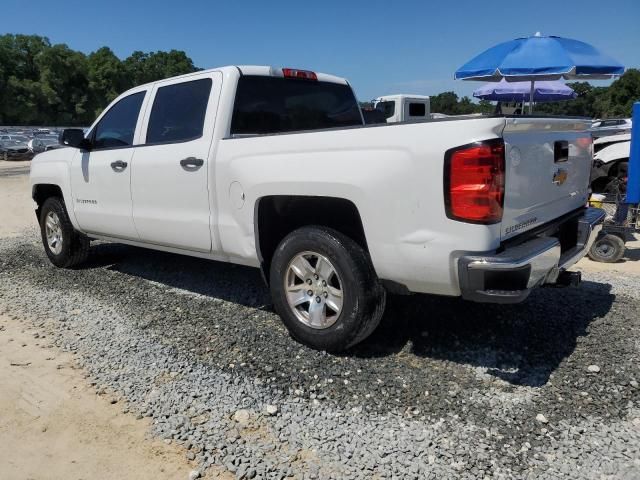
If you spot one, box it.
[458,207,605,303]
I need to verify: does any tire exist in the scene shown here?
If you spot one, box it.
[270,226,386,352]
[588,233,625,263]
[39,197,90,268]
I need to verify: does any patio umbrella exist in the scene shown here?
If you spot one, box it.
[473,79,576,103]
[455,33,624,113]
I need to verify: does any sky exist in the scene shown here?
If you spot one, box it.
[2,0,639,102]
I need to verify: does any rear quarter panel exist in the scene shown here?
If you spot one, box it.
[215,118,506,295]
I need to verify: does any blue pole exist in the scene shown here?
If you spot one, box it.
[627,102,640,203]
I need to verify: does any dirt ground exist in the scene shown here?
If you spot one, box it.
[0,315,201,480]
[1,161,34,237]
[0,159,638,479]
[0,160,206,480]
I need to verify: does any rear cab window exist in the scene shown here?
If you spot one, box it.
[230,76,362,135]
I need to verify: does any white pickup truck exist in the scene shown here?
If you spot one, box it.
[373,94,431,123]
[31,65,604,351]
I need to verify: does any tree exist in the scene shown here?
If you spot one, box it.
[430,91,460,115]
[0,34,51,124]
[476,99,494,115]
[123,50,198,87]
[87,47,128,117]
[36,44,90,124]
[532,70,640,118]
[606,68,640,117]
[0,34,200,125]
[457,96,477,114]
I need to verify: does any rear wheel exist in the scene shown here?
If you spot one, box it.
[39,197,89,268]
[588,233,625,263]
[270,226,386,352]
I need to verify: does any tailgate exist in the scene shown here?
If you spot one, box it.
[501,117,592,240]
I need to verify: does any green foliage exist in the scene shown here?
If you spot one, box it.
[87,47,129,118]
[124,50,199,86]
[521,70,640,118]
[0,34,199,125]
[430,91,459,114]
[607,69,640,117]
[430,92,494,115]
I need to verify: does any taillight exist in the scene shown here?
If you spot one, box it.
[444,139,505,224]
[281,68,318,80]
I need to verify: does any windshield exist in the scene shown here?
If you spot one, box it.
[375,101,395,119]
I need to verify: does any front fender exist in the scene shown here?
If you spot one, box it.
[30,149,81,231]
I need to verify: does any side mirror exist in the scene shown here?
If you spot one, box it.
[60,129,91,150]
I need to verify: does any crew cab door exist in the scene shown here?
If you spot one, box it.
[70,91,147,239]
[131,73,221,252]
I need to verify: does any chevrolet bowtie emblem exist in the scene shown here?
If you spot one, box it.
[553,168,568,186]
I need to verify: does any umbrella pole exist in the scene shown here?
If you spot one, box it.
[529,80,534,114]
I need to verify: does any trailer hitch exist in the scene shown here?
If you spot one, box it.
[554,270,582,287]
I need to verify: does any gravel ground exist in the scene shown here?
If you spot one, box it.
[1,230,639,479]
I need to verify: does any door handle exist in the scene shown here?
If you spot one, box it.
[110,160,128,171]
[180,157,204,169]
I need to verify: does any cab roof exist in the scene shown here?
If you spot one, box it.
[134,65,350,90]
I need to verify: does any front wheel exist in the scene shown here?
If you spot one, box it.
[39,197,90,268]
[588,233,625,263]
[270,226,386,352]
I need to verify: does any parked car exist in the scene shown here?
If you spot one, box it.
[39,136,64,151]
[0,134,31,143]
[1,139,32,161]
[591,139,630,194]
[593,133,631,153]
[591,118,632,138]
[30,65,603,351]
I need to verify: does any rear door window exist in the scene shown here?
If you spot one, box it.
[231,76,362,135]
[146,78,212,144]
[92,92,145,149]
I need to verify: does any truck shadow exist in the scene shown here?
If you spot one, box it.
[354,282,615,387]
[84,242,615,388]
[85,242,271,308]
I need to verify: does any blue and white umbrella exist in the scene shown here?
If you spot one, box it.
[455,34,624,112]
[473,79,576,103]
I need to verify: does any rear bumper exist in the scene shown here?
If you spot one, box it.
[458,207,605,303]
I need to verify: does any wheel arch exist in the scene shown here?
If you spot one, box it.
[254,195,369,284]
[32,183,65,221]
